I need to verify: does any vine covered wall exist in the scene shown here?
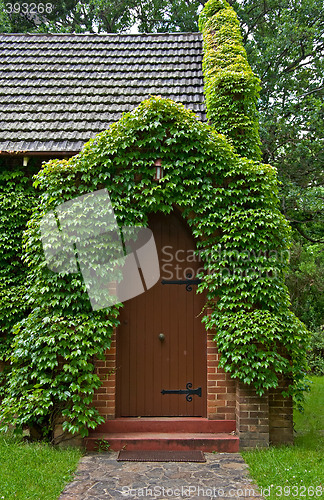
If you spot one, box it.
[199,0,262,161]
[0,97,309,438]
[0,160,38,365]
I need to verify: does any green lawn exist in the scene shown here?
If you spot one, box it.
[243,376,324,499]
[0,434,81,500]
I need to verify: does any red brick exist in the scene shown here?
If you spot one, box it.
[95,387,107,394]
[217,392,235,400]
[95,400,108,407]
[212,400,226,407]
[98,368,111,374]
[95,361,106,368]
[216,380,230,388]
[209,374,226,381]
[240,418,259,426]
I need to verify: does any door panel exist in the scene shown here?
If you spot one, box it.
[116,211,207,416]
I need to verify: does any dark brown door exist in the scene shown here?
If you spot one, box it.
[116,211,207,416]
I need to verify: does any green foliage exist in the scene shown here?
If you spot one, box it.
[294,376,324,435]
[95,438,111,452]
[205,309,309,396]
[199,0,262,161]
[286,242,324,330]
[0,0,11,32]
[1,0,139,33]
[306,329,324,376]
[133,0,206,32]
[0,0,206,33]
[0,163,37,361]
[0,163,119,439]
[231,0,324,243]
[198,0,228,29]
[0,0,314,436]
[1,0,322,242]
[1,309,119,438]
[285,241,324,376]
[0,96,310,436]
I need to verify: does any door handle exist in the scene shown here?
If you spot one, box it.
[158,333,165,342]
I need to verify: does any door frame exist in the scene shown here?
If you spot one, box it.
[92,209,237,421]
[115,211,207,418]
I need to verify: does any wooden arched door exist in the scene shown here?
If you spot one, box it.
[116,211,207,417]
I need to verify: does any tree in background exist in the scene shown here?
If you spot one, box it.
[229,0,323,245]
[0,0,136,32]
[228,0,323,356]
[0,0,206,33]
[228,0,324,359]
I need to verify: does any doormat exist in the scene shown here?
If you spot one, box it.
[117,450,206,462]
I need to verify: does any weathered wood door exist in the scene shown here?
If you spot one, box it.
[116,212,207,416]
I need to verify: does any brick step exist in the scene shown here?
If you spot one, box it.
[85,432,239,453]
[94,418,236,434]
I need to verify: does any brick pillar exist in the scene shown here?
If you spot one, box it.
[207,330,219,418]
[93,327,117,419]
[207,329,236,420]
[269,377,293,445]
[236,381,269,449]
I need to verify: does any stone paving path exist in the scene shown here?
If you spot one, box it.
[59,452,264,500]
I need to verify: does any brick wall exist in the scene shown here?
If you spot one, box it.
[92,328,294,451]
[236,381,270,449]
[92,328,117,419]
[269,377,294,445]
[207,329,236,420]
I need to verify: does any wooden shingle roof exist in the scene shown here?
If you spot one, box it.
[0,33,206,153]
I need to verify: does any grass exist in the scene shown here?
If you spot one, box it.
[243,376,324,499]
[0,434,82,500]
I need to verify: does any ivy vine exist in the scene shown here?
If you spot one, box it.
[0,163,37,364]
[199,0,262,161]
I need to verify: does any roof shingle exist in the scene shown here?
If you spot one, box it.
[0,33,206,153]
